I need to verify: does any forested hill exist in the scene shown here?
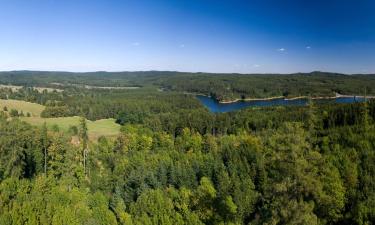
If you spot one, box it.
[1,70,375,224]
[1,70,375,100]
[1,93,375,224]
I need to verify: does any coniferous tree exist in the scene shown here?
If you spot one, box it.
[79,117,89,176]
[41,122,48,175]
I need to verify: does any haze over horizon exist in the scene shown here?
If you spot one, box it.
[1,70,374,76]
[1,0,374,74]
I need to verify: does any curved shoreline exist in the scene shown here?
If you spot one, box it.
[186,90,375,104]
[210,93,375,104]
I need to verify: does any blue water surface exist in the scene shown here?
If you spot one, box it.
[197,95,365,113]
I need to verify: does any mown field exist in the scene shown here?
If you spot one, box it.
[0,99,120,140]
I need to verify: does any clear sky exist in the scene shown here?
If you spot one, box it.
[0,0,374,73]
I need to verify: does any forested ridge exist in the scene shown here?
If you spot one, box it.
[1,70,375,101]
[0,72,375,224]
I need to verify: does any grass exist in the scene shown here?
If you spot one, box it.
[0,84,63,92]
[0,99,121,140]
[33,87,63,92]
[21,116,121,140]
[0,99,45,116]
[0,84,23,91]
[87,118,121,139]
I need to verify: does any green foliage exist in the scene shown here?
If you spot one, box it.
[79,117,88,150]
[41,105,72,118]
[9,109,19,117]
[0,176,117,225]
[0,72,375,224]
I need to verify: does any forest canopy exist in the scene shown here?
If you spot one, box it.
[0,71,374,224]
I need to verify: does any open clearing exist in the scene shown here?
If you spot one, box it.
[50,82,140,90]
[0,84,63,92]
[22,116,121,140]
[0,99,120,140]
[0,99,45,116]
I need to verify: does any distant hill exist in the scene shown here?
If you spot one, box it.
[1,70,374,100]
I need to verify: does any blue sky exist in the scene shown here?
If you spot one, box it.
[0,0,374,73]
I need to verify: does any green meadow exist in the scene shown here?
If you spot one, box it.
[0,99,45,116]
[0,99,120,140]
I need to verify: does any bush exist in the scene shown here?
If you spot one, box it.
[9,109,19,117]
[68,125,78,135]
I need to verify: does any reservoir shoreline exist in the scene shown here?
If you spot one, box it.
[196,94,373,113]
[198,93,375,104]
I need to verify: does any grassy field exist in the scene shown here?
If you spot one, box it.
[0,99,45,116]
[0,84,23,91]
[0,99,121,140]
[0,84,63,92]
[21,116,121,140]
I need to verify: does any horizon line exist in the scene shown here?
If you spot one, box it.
[0,69,374,76]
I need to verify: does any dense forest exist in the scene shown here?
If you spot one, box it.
[0,71,375,224]
[1,71,375,101]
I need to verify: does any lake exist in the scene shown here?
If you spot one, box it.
[197,95,366,113]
